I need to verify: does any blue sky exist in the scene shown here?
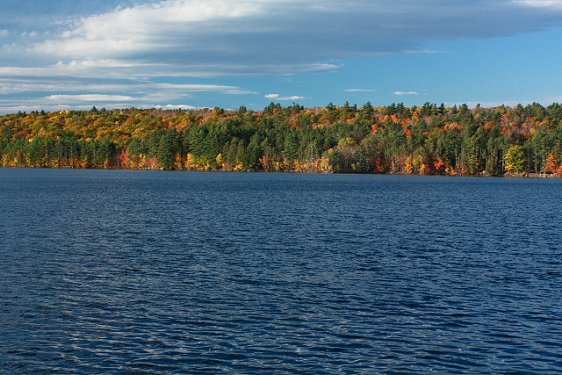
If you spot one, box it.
[1,0,562,113]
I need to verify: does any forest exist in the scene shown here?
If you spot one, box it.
[0,102,561,176]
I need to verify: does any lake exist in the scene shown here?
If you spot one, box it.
[1,169,561,373]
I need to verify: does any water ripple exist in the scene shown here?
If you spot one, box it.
[1,170,561,373]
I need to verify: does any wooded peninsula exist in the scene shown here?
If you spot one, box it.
[1,102,561,176]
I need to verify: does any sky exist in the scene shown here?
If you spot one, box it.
[1,0,562,113]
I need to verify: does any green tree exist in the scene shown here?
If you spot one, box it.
[157,130,178,170]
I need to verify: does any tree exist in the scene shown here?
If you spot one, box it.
[157,130,178,170]
[545,153,559,174]
[504,145,525,173]
[0,103,561,175]
[242,133,261,170]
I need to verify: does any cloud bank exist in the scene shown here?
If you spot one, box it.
[2,0,562,110]
[26,0,562,69]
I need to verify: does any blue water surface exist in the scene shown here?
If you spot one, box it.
[1,169,561,374]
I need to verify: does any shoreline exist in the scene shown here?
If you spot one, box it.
[2,166,560,179]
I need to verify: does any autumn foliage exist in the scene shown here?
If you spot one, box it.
[0,102,561,176]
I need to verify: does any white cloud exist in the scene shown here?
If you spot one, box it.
[0,71,256,104]
[25,0,562,77]
[154,83,256,95]
[0,75,257,113]
[0,78,135,95]
[46,94,136,102]
[56,59,136,68]
[265,93,305,101]
[34,0,265,59]
[513,0,562,8]
[0,96,200,114]
[394,91,418,96]
[153,104,198,110]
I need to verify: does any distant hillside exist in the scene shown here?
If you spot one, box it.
[1,102,561,176]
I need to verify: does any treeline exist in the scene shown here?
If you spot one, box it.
[1,102,561,176]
